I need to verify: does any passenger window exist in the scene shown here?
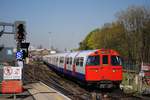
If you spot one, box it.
[80,57,84,67]
[56,57,58,62]
[76,58,79,66]
[73,58,76,64]
[103,55,108,64]
[66,58,69,64]
[49,58,51,62]
[60,57,64,63]
[69,57,72,65]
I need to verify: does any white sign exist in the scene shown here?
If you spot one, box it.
[139,71,145,77]
[3,66,22,80]
[141,62,150,71]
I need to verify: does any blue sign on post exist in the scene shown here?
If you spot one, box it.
[16,51,23,60]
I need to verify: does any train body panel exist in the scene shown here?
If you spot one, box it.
[43,49,123,87]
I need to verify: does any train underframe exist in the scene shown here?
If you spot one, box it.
[86,80,122,89]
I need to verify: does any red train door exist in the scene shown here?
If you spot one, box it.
[99,55,112,80]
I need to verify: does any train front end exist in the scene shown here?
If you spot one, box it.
[85,49,122,88]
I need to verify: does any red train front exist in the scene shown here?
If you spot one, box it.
[85,49,122,88]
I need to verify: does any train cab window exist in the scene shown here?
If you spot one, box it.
[103,55,108,64]
[86,55,100,66]
[111,56,122,66]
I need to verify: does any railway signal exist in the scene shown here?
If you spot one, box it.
[14,21,26,42]
[21,42,30,59]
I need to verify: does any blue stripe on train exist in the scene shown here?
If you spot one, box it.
[44,61,85,81]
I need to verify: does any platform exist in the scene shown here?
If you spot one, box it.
[24,82,71,100]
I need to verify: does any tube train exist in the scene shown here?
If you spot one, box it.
[43,49,123,88]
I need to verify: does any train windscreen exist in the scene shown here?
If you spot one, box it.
[111,56,122,66]
[86,55,100,66]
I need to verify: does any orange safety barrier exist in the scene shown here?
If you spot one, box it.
[2,80,22,93]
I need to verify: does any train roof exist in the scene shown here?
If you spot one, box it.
[43,49,120,58]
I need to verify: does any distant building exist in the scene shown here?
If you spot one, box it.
[50,50,56,54]
[28,45,36,51]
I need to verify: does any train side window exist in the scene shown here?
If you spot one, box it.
[76,58,79,66]
[69,57,72,65]
[55,57,56,64]
[56,57,58,62]
[53,57,55,64]
[103,55,108,64]
[59,57,61,63]
[60,57,63,63]
[73,58,76,64]
[52,57,54,64]
[62,57,64,63]
[49,58,51,63]
[80,57,84,67]
[66,57,69,64]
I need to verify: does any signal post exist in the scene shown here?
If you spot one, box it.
[0,21,30,99]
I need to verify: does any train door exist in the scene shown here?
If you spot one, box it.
[59,57,65,73]
[65,57,69,74]
[75,57,85,80]
[66,57,72,74]
[64,57,67,73]
[64,53,70,73]
[99,54,112,80]
[72,58,76,76]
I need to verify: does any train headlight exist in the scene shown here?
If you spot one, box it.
[112,70,116,72]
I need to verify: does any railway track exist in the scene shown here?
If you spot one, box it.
[23,62,92,100]
[23,62,150,100]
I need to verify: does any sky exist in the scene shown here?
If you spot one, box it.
[0,0,149,51]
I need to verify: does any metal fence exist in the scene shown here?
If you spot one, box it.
[122,62,141,72]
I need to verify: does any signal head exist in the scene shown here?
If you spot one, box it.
[14,21,26,42]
